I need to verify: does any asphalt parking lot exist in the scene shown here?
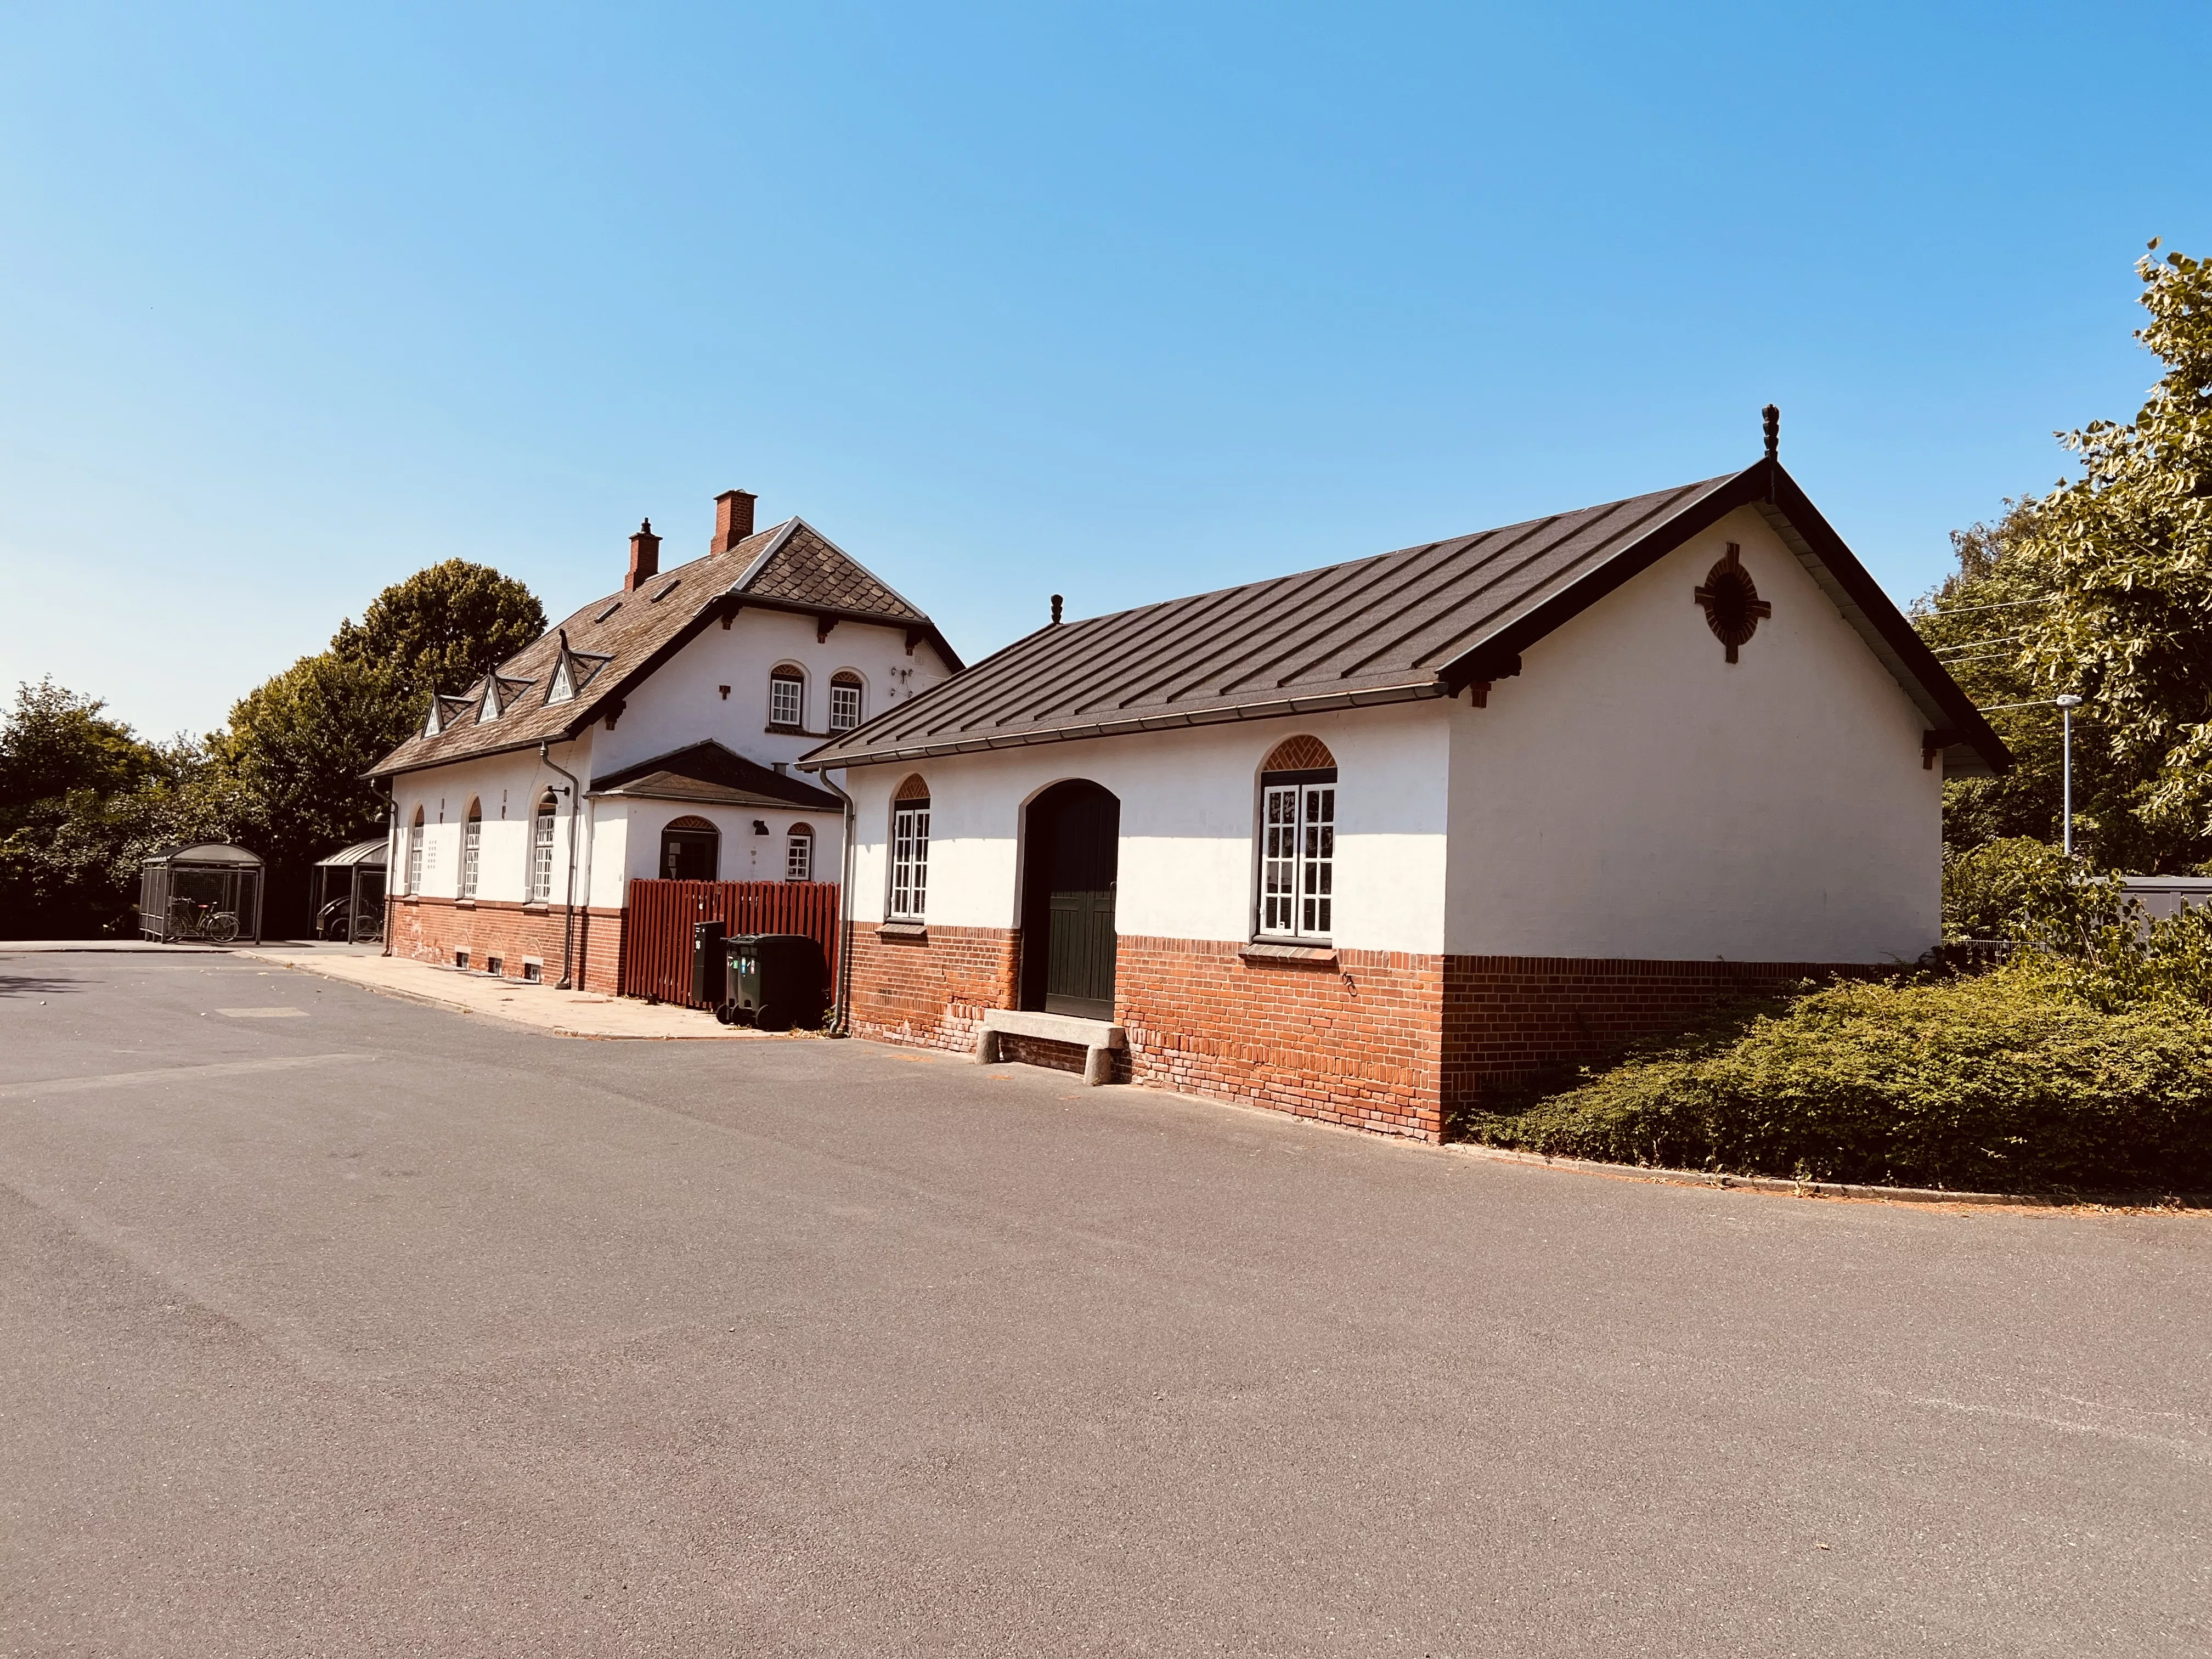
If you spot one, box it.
[3,952,2207,1656]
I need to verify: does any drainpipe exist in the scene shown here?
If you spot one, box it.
[540,740,583,989]
[381,789,397,957]
[814,766,859,1037]
[575,791,597,989]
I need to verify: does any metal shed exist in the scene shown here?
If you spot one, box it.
[313,839,388,943]
[138,842,264,944]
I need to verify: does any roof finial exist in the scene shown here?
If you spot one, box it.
[1051,594,1064,625]
[1762,404,1780,461]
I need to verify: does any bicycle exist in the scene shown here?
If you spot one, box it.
[166,896,240,944]
[316,898,383,944]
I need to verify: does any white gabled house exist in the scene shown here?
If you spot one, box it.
[800,422,2011,1140]
[368,490,960,989]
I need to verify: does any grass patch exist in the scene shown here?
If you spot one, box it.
[1455,967,2212,1195]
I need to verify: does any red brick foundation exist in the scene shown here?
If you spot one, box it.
[1115,935,1447,1139]
[845,924,1018,1053]
[1439,954,1853,1114]
[387,896,625,995]
[843,927,1864,1145]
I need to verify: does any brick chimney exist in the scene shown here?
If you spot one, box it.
[712,489,758,554]
[625,518,661,592]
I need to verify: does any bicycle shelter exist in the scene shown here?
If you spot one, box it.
[138,842,265,944]
[312,838,387,943]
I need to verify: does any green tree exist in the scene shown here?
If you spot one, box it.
[0,679,166,817]
[207,653,420,871]
[1917,244,2212,872]
[0,558,545,937]
[330,558,546,710]
[2017,242,2212,835]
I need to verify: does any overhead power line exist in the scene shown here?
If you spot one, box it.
[1933,632,2027,654]
[1914,595,2055,617]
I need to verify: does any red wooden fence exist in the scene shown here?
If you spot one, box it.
[619,879,842,1008]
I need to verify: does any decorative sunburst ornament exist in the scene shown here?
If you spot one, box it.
[1693,543,1771,664]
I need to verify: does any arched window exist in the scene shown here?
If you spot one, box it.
[1257,736,1336,940]
[660,815,720,882]
[786,821,815,882]
[531,792,558,902]
[889,774,930,920]
[460,800,482,898]
[769,664,805,731]
[828,671,864,733]
[406,808,425,895]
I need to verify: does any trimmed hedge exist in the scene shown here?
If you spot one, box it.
[1458,968,2212,1194]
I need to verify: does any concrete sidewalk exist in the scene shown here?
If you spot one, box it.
[234,943,764,1040]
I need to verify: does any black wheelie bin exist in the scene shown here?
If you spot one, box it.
[691,919,726,1006]
[719,933,828,1031]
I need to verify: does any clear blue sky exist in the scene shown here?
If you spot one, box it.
[3,2,2206,738]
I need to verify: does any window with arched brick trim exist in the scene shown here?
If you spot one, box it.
[1257,736,1336,940]
[889,776,930,919]
[786,821,815,882]
[828,671,864,733]
[406,808,425,895]
[532,793,558,901]
[1261,733,1335,772]
[769,664,805,730]
[460,800,482,898]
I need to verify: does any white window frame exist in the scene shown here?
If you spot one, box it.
[1259,774,1335,940]
[531,798,557,902]
[889,800,930,920]
[460,808,481,899]
[786,826,814,882]
[405,812,425,895]
[769,669,805,730]
[828,679,862,733]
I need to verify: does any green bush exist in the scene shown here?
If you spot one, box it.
[1459,968,2212,1194]
[1942,837,2075,941]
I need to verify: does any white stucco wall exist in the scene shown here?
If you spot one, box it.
[596,608,953,778]
[1442,504,1942,962]
[597,799,842,893]
[842,705,1452,952]
[389,737,596,906]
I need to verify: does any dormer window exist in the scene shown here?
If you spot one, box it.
[544,630,612,707]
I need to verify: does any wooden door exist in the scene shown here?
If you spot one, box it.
[1038,785,1119,1020]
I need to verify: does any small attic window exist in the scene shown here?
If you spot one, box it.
[592,600,622,624]
[650,578,680,603]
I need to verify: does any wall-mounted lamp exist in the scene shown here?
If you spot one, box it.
[752,820,770,836]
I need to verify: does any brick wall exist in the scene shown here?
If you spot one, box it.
[1114,935,1446,1139]
[1437,954,1861,1124]
[845,924,1018,1053]
[842,926,1864,1147]
[387,896,625,994]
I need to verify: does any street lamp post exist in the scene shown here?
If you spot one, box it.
[2055,694,2084,856]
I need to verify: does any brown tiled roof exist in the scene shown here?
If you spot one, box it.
[369,518,959,779]
[589,741,841,810]
[802,459,2011,777]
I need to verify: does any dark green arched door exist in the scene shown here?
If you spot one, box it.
[1020,781,1119,1021]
